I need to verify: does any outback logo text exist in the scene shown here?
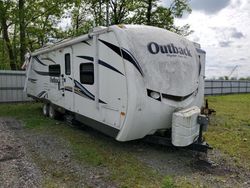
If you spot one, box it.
[147,42,192,57]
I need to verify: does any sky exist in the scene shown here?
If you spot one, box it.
[167,0,250,79]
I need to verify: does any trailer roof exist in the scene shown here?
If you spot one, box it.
[31,25,203,56]
[31,26,109,56]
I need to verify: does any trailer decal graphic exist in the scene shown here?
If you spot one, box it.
[33,69,50,76]
[77,56,124,76]
[196,48,206,54]
[147,42,192,57]
[41,57,56,64]
[33,56,47,66]
[28,78,37,83]
[37,91,47,98]
[81,41,91,46]
[99,39,144,76]
[74,80,106,104]
[68,78,106,104]
[64,86,73,92]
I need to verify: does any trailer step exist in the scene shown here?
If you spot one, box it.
[64,114,83,128]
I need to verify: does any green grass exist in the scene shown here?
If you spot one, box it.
[205,94,250,168]
[162,176,175,188]
[0,102,162,187]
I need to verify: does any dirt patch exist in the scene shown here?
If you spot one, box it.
[0,118,42,188]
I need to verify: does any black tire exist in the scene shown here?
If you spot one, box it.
[48,104,58,119]
[42,103,49,116]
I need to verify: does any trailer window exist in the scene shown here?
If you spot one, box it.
[49,64,61,77]
[80,63,94,85]
[65,53,71,75]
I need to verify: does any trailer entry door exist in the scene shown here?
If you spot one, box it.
[63,48,74,111]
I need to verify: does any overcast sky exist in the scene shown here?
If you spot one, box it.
[167,0,250,79]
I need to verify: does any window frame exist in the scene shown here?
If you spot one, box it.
[79,63,94,85]
[49,64,61,77]
[65,53,71,75]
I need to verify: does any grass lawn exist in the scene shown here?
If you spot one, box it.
[206,94,250,169]
[0,93,249,187]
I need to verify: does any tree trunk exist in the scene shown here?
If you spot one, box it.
[146,0,152,25]
[2,22,15,70]
[19,0,26,66]
[13,23,18,68]
[0,2,16,70]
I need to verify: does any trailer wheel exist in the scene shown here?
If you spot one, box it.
[42,103,49,116]
[48,105,58,119]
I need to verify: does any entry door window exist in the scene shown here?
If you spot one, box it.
[65,53,71,75]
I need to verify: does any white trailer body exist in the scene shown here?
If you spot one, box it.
[25,25,207,147]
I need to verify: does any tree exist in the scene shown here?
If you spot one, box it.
[0,1,16,70]
[0,0,76,69]
[19,0,25,64]
[0,0,193,70]
[71,0,192,36]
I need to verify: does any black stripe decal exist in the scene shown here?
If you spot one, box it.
[33,56,47,66]
[99,60,124,76]
[196,48,206,54]
[37,91,46,98]
[33,69,49,76]
[99,39,144,76]
[81,41,91,46]
[162,90,195,102]
[74,80,95,100]
[121,47,144,76]
[72,79,106,104]
[77,56,124,76]
[28,78,37,83]
[74,88,91,100]
[78,56,93,61]
[41,57,56,64]
[69,77,107,104]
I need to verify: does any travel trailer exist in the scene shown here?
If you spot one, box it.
[24,25,209,148]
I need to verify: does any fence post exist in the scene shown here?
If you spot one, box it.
[211,80,213,95]
[238,81,240,94]
[221,80,223,95]
[246,80,247,93]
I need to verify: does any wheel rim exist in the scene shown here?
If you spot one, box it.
[43,104,48,116]
[49,105,55,118]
